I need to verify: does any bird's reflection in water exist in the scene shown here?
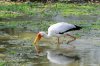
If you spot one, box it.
[31,44,100,66]
[46,50,80,66]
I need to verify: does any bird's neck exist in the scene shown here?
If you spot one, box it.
[43,33,51,38]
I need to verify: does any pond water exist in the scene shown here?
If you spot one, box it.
[0,13,100,66]
[0,31,100,66]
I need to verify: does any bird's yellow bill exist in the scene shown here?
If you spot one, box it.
[33,33,42,44]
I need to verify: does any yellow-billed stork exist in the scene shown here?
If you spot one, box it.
[33,22,82,52]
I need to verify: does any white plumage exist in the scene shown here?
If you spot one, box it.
[47,50,80,64]
[33,22,82,53]
[47,22,76,37]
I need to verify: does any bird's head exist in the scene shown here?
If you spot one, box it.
[33,31,46,44]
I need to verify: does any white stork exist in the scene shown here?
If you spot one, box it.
[33,22,82,52]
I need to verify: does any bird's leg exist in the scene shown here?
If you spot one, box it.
[66,34,76,44]
[57,37,60,49]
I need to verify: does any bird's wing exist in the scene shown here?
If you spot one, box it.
[53,23,76,34]
[48,22,78,36]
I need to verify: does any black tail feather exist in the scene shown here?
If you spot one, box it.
[74,25,82,30]
[59,25,82,34]
[65,25,82,32]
